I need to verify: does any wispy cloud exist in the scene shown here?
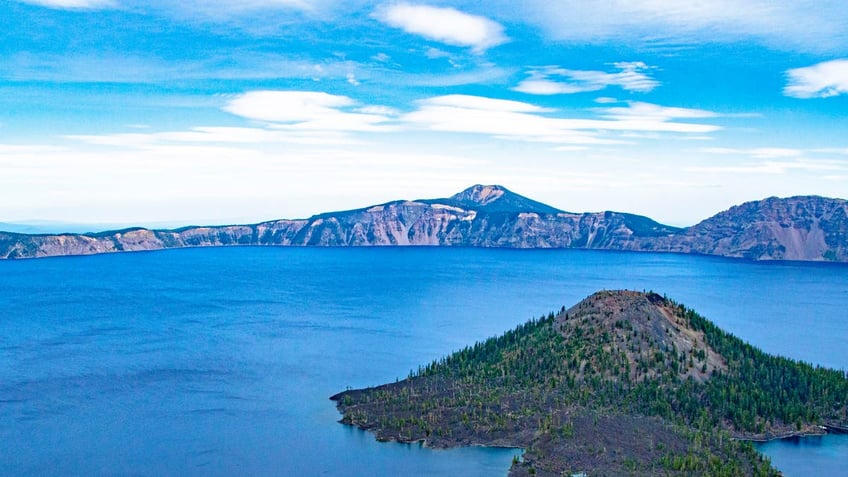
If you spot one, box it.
[693,146,848,175]
[403,94,720,144]
[0,52,363,83]
[514,62,659,95]
[375,3,508,53]
[417,94,551,113]
[517,0,848,53]
[64,90,722,152]
[687,160,847,175]
[814,148,848,155]
[19,0,316,11]
[63,94,404,150]
[596,101,718,122]
[223,90,397,132]
[18,0,115,9]
[701,147,803,159]
[156,0,317,20]
[784,59,848,98]
[400,64,512,87]
[67,127,366,147]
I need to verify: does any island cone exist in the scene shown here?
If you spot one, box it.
[332,290,848,476]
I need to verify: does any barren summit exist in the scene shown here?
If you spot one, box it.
[424,184,564,215]
[1,186,846,261]
[332,290,848,476]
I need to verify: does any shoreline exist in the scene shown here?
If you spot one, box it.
[742,429,827,443]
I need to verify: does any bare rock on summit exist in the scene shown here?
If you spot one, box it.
[558,290,726,384]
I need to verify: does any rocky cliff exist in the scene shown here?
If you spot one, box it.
[2,185,846,262]
[653,195,848,261]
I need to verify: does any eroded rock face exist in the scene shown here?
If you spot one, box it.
[650,196,848,261]
[2,186,847,262]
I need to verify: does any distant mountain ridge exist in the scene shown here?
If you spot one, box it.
[1,185,847,262]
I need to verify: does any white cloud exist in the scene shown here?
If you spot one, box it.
[421,94,552,113]
[357,105,401,116]
[597,102,718,121]
[515,0,848,53]
[67,90,721,155]
[404,95,720,144]
[514,62,659,95]
[375,3,508,53]
[66,91,403,151]
[222,90,396,132]
[784,59,848,98]
[18,0,115,9]
[224,91,351,122]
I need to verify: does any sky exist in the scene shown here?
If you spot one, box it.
[2,0,848,228]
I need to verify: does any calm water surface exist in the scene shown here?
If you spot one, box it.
[1,247,846,476]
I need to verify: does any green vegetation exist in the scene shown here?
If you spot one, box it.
[333,291,848,476]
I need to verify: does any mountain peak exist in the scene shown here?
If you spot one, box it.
[440,184,562,214]
[559,290,725,383]
[450,184,509,206]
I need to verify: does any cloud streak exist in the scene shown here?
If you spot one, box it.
[0,52,367,83]
[222,90,397,132]
[701,147,803,159]
[18,0,115,9]
[693,146,848,175]
[687,159,847,175]
[516,0,848,53]
[403,95,720,144]
[514,62,659,95]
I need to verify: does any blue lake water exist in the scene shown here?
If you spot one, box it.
[0,247,846,476]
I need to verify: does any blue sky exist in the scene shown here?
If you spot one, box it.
[2,0,848,227]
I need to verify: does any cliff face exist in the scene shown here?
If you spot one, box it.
[0,221,307,259]
[2,185,847,262]
[652,196,848,261]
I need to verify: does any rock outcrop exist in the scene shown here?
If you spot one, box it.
[652,196,848,261]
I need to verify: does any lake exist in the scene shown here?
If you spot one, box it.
[1,247,846,476]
